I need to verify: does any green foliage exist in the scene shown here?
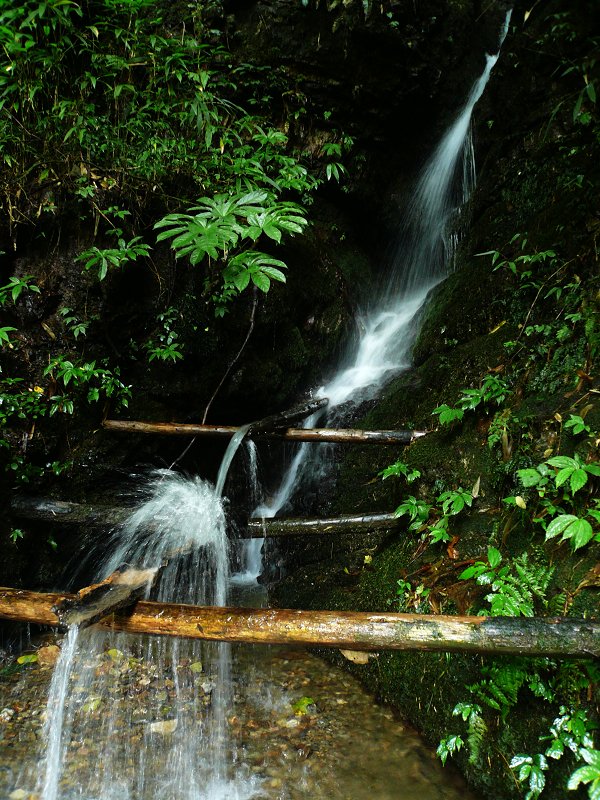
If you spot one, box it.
[392,484,475,546]
[76,236,151,281]
[9,528,24,543]
[58,307,92,340]
[44,355,131,411]
[0,275,40,304]
[144,307,184,363]
[0,0,343,314]
[378,459,421,483]
[565,414,592,436]
[512,449,600,551]
[459,548,553,617]
[568,749,600,798]
[154,190,307,314]
[433,374,510,426]
[437,734,464,766]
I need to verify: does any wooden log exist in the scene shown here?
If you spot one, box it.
[103,419,427,445]
[10,497,129,527]
[246,512,400,536]
[11,498,400,538]
[248,397,328,431]
[0,588,597,657]
[53,568,161,629]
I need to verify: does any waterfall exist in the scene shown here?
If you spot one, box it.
[238,29,510,577]
[32,20,512,797]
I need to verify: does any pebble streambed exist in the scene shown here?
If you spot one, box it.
[0,633,473,800]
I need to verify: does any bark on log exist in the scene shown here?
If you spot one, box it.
[10,497,129,527]
[11,498,400,538]
[54,568,160,629]
[246,512,400,536]
[248,397,328,432]
[0,588,597,657]
[103,419,427,444]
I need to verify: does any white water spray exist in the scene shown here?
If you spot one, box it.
[34,470,260,800]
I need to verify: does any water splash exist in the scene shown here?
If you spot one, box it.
[34,471,261,800]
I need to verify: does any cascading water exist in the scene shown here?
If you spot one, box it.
[236,24,510,579]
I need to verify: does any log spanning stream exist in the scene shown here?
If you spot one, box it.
[0,18,549,800]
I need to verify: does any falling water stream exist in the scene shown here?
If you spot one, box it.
[234,31,509,582]
[1,25,509,800]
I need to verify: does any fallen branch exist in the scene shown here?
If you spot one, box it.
[246,512,400,536]
[0,588,597,657]
[103,419,426,444]
[54,568,161,629]
[11,498,400,537]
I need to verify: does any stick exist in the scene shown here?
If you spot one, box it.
[11,498,400,537]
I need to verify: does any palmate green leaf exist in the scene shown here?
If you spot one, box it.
[585,463,600,477]
[545,514,594,550]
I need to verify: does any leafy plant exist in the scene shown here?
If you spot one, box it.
[379,459,421,483]
[76,236,151,281]
[459,547,554,617]
[433,374,510,426]
[154,190,307,313]
[0,275,40,305]
[511,451,600,551]
[144,307,184,363]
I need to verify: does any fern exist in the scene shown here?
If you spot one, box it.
[469,662,529,719]
[463,549,554,617]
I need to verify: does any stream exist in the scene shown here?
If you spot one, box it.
[0,634,475,800]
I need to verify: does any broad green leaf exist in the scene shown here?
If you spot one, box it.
[517,469,542,487]
[569,468,587,494]
[570,519,595,550]
[545,514,579,539]
[260,266,286,283]
[487,547,502,568]
[232,271,250,292]
[251,271,270,292]
[546,456,577,470]
[555,467,573,488]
